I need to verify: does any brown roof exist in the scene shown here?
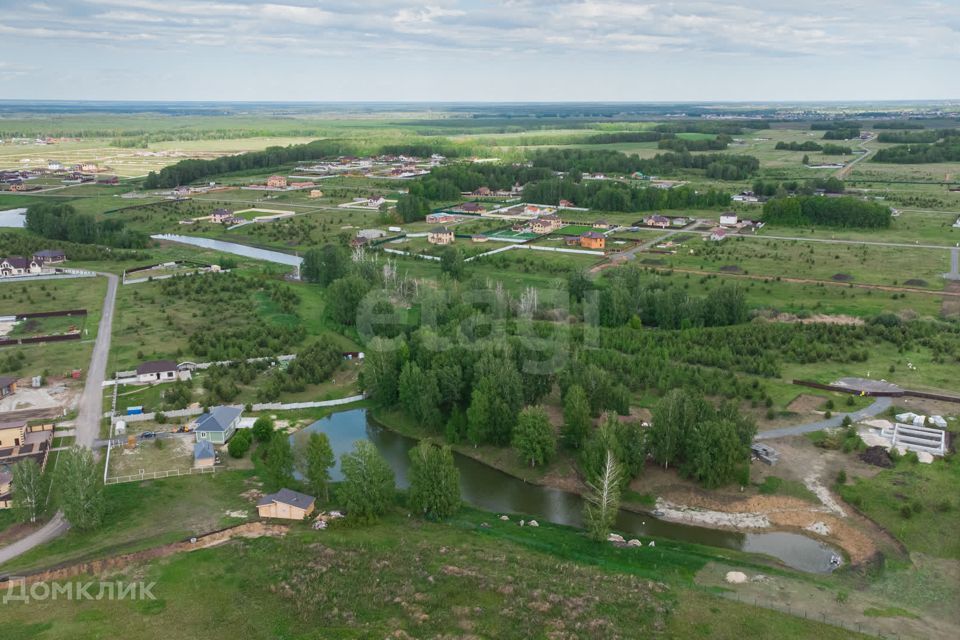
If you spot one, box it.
[136,360,177,375]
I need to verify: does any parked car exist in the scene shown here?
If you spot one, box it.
[140,431,157,439]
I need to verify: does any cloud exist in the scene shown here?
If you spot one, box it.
[0,1,957,99]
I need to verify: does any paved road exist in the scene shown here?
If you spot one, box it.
[0,512,69,567]
[754,397,892,441]
[0,272,118,567]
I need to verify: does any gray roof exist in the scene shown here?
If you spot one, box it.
[257,488,315,509]
[194,440,215,460]
[0,376,16,389]
[194,406,242,433]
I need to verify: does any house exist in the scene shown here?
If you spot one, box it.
[472,186,492,196]
[671,217,689,227]
[719,212,739,226]
[309,189,324,198]
[426,212,456,224]
[732,192,760,203]
[193,440,216,469]
[428,227,455,245]
[471,235,489,243]
[459,202,485,214]
[32,249,65,264]
[0,419,26,448]
[592,220,611,230]
[580,232,606,250]
[531,214,562,234]
[644,215,670,229]
[558,199,575,208]
[289,181,315,189]
[257,488,316,520]
[708,227,727,242]
[367,195,387,207]
[357,229,387,240]
[266,175,287,189]
[136,360,178,384]
[193,406,243,444]
[350,236,370,249]
[0,256,43,276]
[209,208,235,223]
[0,376,16,398]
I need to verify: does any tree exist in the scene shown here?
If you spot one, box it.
[55,446,105,531]
[228,430,252,458]
[338,440,396,523]
[512,406,556,467]
[359,337,402,406]
[407,440,461,520]
[263,432,295,490]
[327,276,371,326]
[648,390,709,469]
[252,416,274,443]
[562,385,591,450]
[11,458,48,524]
[302,243,349,286]
[681,419,744,489]
[439,246,465,280]
[295,432,336,502]
[583,449,621,541]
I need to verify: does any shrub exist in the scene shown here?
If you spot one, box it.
[836,470,847,485]
[758,476,783,495]
[899,504,913,519]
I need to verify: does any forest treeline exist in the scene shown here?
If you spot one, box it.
[24,203,148,248]
[762,196,891,228]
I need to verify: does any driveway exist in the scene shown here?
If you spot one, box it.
[755,397,892,440]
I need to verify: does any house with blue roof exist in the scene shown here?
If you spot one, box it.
[192,406,242,445]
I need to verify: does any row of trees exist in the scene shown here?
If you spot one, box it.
[25,203,148,248]
[12,447,104,531]
[598,270,748,329]
[775,141,823,151]
[0,231,148,263]
[528,148,760,181]
[873,138,960,163]
[657,136,730,152]
[750,177,845,197]
[522,178,730,212]
[876,129,956,144]
[762,196,891,228]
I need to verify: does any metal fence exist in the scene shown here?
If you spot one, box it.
[104,465,217,485]
[714,589,904,639]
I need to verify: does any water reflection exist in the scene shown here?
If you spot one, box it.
[293,409,839,573]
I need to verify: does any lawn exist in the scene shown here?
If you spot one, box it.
[0,506,867,640]
[0,276,108,378]
[838,455,960,559]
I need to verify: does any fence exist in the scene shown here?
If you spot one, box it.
[792,379,960,404]
[104,465,217,485]
[713,589,903,639]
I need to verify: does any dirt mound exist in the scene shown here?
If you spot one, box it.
[720,265,743,273]
[831,273,854,282]
[860,446,893,468]
[904,279,928,287]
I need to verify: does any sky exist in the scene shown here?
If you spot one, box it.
[0,0,958,102]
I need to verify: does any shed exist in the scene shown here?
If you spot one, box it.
[257,488,316,520]
[193,440,216,468]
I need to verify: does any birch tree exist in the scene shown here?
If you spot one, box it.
[55,446,105,531]
[11,458,48,524]
[583,449,621,541]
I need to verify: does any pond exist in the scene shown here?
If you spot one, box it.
[292,408,840,574]
[0,208,27,228]
[150,234,303,267]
